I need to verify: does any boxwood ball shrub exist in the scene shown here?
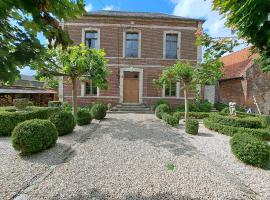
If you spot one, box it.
[230,132,270,168]
[77,109,92,126]
[154,100,170,110]
[11,119,58,155]
[155,104,170,119]
[162,113,179,127]
[185,119,199,135]
[49,111,75,136]
[91,103,107,120]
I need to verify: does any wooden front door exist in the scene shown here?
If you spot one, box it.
[123,72,139,103]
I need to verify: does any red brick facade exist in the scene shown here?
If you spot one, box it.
[61,11,203,107]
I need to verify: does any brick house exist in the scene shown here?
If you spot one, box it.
[59,11,204,107]
[218,48,270,114]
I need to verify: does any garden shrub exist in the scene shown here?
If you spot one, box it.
[208,113,262,129]
[0,106,16,112]
[77,109,92,126]
[177,101,212,112]
[91,103,107,120]
[48,101,63,108]
[63,102,72,112]
[185,119,199,135]
[13,98,29,110]
[204,118,270,140]
[155,104,170,119]
[49,111,75,136]
[11,119,58,155]
[0,107,59,136]
[230,132,270,168]
[214,102,228,111]
[154,100,170,110]
[173,112,209,120]
[162,113,179,127]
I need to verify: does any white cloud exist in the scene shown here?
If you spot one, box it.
[85,3,93,12]
[171,0,232,37]
[103,5,114,11]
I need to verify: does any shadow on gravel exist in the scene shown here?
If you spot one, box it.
[21,142,72,166]
[93,115,198,157]
[51,188,202,200]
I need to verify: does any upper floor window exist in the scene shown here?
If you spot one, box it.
[85,81,97,96]
[85,31,98,49]
[165,82,177,97]
[125,32,139,58]
[164,33,179,59]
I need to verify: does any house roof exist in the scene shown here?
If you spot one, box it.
[85,10,205,22]
[0,85,56,94]
[220,47,258,80]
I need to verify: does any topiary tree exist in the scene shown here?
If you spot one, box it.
[32,44,109,119]
[12,119,58,155]
[49,111,75,136]
[91,103,107,120]
[185,119,199,135]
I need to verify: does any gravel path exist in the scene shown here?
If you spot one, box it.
[0,122,100,200]
[183,124,270,200]
[22,114,258,200]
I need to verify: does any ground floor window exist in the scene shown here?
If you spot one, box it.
[165,82,177,97]
[85,81,97,96]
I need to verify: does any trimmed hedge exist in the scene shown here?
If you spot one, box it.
[177,101,213,112]
[0,107,59,136]
[0,106,17,112]
[155,104,170,119]
[208,113,262,129]
[173,112,210,120]
[204,118,270,140]
[48,101,63,108]
[13,98,29,110]
[162,113,179,127]
[230,132,270,168]
[77,109,92,126]
[185,119,199,135]
[12,119,58,155]
[91,103,107,120]
[49,111,75,136]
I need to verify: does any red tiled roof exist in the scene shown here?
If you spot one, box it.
[220,47,258,80]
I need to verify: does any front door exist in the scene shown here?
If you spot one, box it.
[123,72,139,103]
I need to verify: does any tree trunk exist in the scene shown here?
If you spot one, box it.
[183,81,189,121]
[71,77,78,119]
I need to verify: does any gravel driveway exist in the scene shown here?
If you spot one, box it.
[1,113,268,200]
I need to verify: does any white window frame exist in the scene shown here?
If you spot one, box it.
[163,31,181,59]
[80,81,100,97]
[162,81,180,98]
[123,30,141,58]
[82,27,100,49]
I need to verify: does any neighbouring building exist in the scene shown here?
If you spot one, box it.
[218,48,270,114]
[60,10,205,107]
[0,75,56,106]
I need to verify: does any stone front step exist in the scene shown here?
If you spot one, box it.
[110,104,153,113]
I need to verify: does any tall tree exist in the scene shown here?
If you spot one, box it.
[31,44,109,118]
[213,0,270,72]
[194,31,238,85]
[0,0,85,83]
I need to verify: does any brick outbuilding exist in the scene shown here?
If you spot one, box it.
[218,48,270,114]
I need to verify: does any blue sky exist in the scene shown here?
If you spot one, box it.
[21,0,239,76]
